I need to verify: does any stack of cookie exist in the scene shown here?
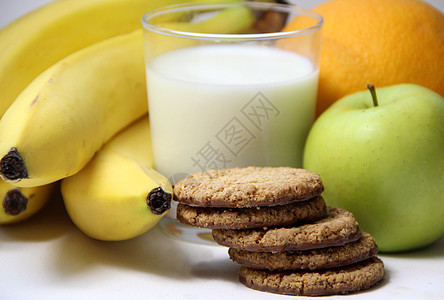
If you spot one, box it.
[174,166,385,296]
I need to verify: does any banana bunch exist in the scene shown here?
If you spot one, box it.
[0,0,185,225]
[0,0,250,188]
[0,0,251,235]
[61,117,172,241]
[0,29,147,188]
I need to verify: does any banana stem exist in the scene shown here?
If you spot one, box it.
[0,148,28,180]
[147,187,172,215]
[3,189,28,216]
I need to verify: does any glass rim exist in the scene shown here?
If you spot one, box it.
[141,1,323,41]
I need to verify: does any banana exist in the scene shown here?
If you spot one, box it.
[0,30,147,188]
[61,116,172,241]
[145,4,256,57]
[0,180,55,225]
[0,2,258,188]
[0,0,240,117]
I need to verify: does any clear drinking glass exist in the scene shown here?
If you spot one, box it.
[142,1,323,244]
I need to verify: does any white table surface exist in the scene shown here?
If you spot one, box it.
[1,1,444,299]
[1,193,444,300]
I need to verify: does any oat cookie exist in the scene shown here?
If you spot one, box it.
[212,207,361,252]
[176,196,327,229]
[229,232,377,270]
[173,167,324,208]
[238,256,385,296]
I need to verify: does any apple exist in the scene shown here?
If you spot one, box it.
[303,83,444,253]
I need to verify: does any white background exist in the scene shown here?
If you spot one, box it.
[1,1,444,300]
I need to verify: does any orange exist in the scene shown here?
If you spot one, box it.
[285,0,444,117]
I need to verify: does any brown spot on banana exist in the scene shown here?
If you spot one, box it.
[31,94,39,106]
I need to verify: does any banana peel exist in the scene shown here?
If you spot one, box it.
[0,30,147,187]
[61,117,172,241]
[144,4,256,58]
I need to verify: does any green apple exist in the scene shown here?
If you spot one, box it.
[303,83,444,253]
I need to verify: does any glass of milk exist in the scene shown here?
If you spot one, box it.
[142,1,323,244]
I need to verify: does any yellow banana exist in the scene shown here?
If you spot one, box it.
[61,117,172,241]
[0,0,239,117]
[144,4,256,57]
[0,2,256,188]
[0,30,147,187]
[0,180,55,225]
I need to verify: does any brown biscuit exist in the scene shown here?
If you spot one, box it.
[229,232,378,270]
[173,167,324,208]
[212,207,361,252]
[238,256,385,296]
[176,196,327,229]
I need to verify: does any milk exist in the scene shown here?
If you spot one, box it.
[146,44,318,183]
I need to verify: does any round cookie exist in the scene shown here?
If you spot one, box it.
[176,196,327,229]
[238,256,385,296]
[173,167,324,208]
[229,232,378,270]
[212,207,361,252]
